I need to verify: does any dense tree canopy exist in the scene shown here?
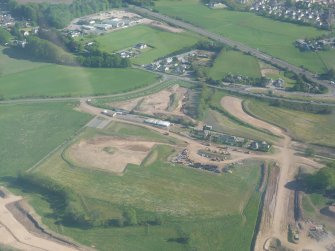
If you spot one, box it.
[299,162,335,196]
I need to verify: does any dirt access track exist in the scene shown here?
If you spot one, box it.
[0,187,88,251]
[221,96,330,251]
[68,136,156,174]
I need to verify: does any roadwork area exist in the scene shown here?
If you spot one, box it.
[0,187,87,251]
[67,136,156,173]
[221,96,333,251]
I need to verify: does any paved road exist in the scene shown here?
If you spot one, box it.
[128,5,335,95]
[210,84,335,107]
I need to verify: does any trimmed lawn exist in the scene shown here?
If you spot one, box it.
[209,50,261,79]
[95,25,202,64]
[155,0,333,73]
[0,64,159,99]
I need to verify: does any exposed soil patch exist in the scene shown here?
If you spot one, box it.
[6,201,81,250]
[143,19,184,33]
[67,136,156,173]
[261,68,280,77]
[110,85,188,117]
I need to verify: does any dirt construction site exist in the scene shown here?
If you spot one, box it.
[220,97,333,251]
[0,187,90,251]
[67,136,157,174]
[0,95,332,251]
[109,84,188,117]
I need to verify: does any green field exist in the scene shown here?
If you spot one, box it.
[209,50,261,79]
[95,25,202,65]
[155,0,335,73]
[0,47,159,99]
[11,121,262,251]
[244,99,335,147]
[204,109,277,143]
[0,46,47,76]
[0,102,92,177]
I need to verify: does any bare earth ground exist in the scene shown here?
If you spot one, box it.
[260,68,280,77]
[0,187,83,251]
[68,136,156,174]
[146,20,184,33]
[110,85,188,117]
[221,96,330,251]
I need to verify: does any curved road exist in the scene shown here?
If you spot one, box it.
[129,5,335,95]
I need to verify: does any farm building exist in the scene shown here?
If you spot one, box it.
[249,141,271,152]
[135,43,147,49]
[144,118,171,128]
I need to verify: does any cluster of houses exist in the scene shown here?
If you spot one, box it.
[0,9,39,48]
[66,13,142,37]
[205,2,227,8]
[250,0,334,29]
[118,43,149,59]
[295,37,335,51]
[267,78,285,89]
[190,126,271,152]
[146,50,213,76]
[0,10,14,28]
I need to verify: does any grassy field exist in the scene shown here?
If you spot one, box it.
[302,193,335,232]
[0,102,92,177]
[0,46,47,76]
[204,109,277,143]
[155,0,335,73]
[0,64,159,99]
[0,47,159,99]
[244,99,335,147]
[95,25,202,65]
[209,50,261,79]
[97,121,183,145]
[10,121,262,251]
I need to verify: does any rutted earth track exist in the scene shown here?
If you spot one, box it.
[221,96,328,251]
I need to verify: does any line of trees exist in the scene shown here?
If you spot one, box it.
[269,99,333,114]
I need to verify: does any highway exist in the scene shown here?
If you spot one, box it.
[128,5,335,95]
